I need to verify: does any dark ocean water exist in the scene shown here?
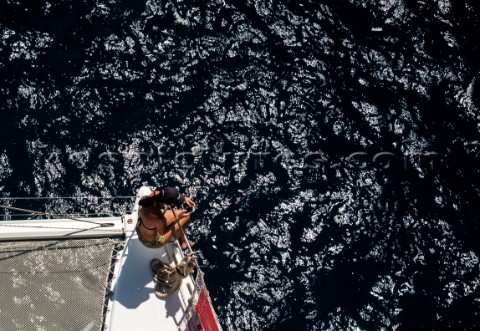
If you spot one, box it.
[1,0,480,330]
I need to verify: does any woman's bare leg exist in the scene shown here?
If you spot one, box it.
[165,210,193,248]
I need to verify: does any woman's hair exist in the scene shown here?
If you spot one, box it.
[138,194,169,208]
[138,187,184,207]
[138,196,155,207]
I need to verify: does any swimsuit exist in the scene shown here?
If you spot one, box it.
[136,218,167,248]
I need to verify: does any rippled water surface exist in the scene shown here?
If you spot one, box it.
[1,1,480,330]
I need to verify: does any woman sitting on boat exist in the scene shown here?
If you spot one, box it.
[137,187,196,249]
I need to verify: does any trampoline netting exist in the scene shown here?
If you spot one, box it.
[0,238,116,331]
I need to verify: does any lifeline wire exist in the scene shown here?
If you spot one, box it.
[0,196,134,200]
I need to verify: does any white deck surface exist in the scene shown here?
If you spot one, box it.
[107,233,195,331]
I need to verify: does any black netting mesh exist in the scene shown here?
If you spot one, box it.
[0,238,115,331]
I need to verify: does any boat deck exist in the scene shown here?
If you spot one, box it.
[105,185,197,331]
[106,232,196,331]
[0,186,213,331]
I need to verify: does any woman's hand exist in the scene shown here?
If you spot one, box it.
[184,196,196,207]
[174,209,188,220]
